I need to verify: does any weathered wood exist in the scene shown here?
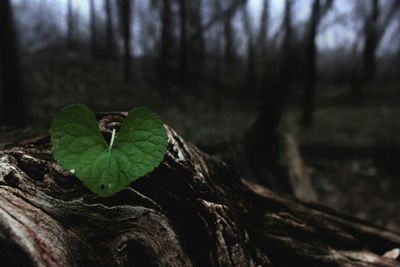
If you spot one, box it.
[0,112,399,266]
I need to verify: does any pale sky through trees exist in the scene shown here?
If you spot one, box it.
[11,0,397,56]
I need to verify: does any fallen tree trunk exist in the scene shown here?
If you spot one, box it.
[0,112,399,267]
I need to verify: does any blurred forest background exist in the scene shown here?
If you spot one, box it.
[1,0,400,232]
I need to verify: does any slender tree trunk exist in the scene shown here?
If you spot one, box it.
[242,4,255,87]
[118,0,132,81]
[66,0,74,51]
[212,0,223,80]
[0,0,26,127]
[246,40,255,87]
[258,0,269,59]
[243,0,294,194]
[223,0,234,68]
[353,0,379,104]
[89,0,97,58]
[364,0,379,81]
[281,0,293,79]
[104,0,114,59]
[179,0,187,77]
[188,0,247,49]
[301,0,320,127]
[192,0,205,66]
[160,0,172,80]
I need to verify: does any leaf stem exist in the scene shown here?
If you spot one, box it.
[109,129,116,149]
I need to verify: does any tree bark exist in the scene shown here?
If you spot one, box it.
[0,0,26,127]
[0,112,399,266]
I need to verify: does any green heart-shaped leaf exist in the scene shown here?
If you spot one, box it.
[51,104,168,197]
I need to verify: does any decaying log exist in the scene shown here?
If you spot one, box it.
[0,112,399,267]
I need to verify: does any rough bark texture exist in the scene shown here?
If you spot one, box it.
[0,113,399,267]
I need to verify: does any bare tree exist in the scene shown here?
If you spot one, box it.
[352,0,399,103]
[242,3,255,86]
[210,0,223,79]
[188,0,247,52]
[351,0,380,104]
[301,0,320,127]
[66,0,74,51]
[281,0,293,77]
[89,0,97,58]
[258,0,269,59]
[104,0,114,58]
[243,0,295,194]
[223,0,235,67]
[179,0,187,75]
[0,0,26,127]
[160,0,172,79]
[363,0,379,82]
[301,0,334,126]
[189,0,205,66]
[118,0,133,81]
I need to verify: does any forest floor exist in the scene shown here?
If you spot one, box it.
[299,93,400,232]
[22,57,400,233]
[306,155,400,232]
